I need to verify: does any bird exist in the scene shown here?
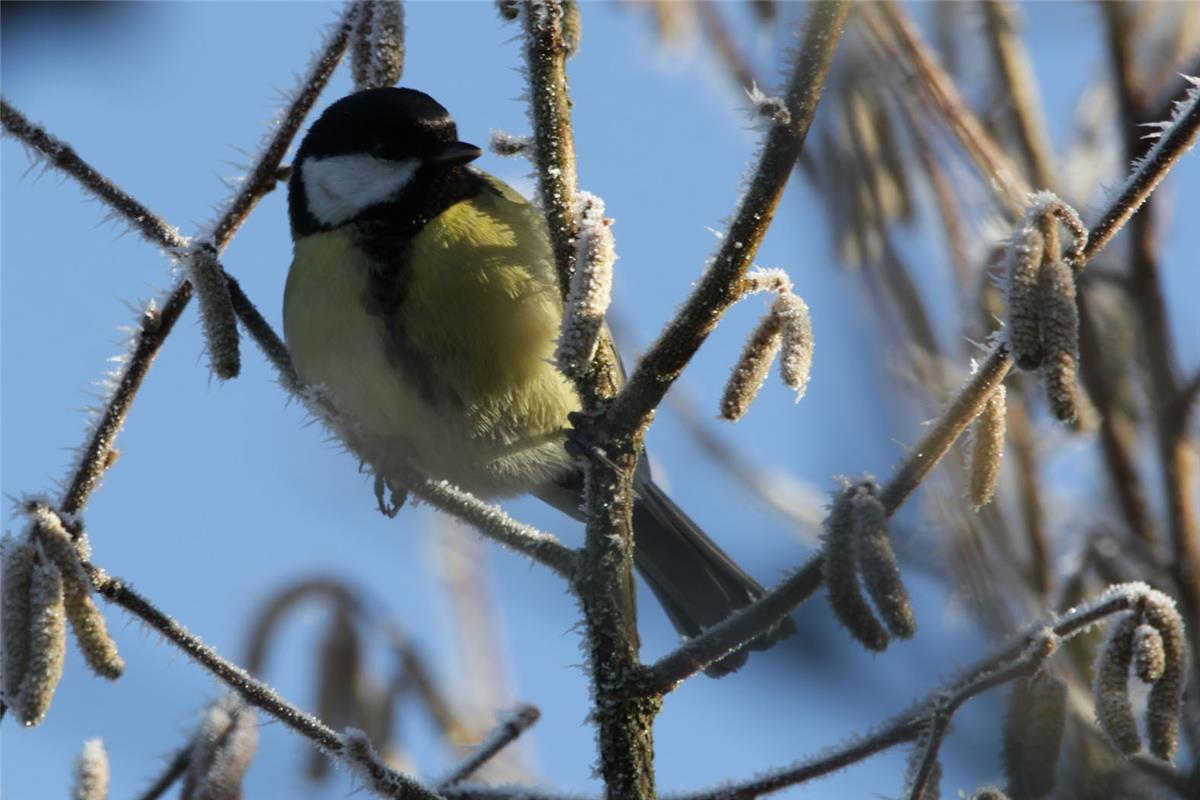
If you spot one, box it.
[282,87,795,675]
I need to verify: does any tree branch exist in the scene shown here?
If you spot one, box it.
[602,0,849,440]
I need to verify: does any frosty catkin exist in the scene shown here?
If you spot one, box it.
[181,695,259,800]
[72,738,110,800]
[556,192,615,379]
[1094,613,1141,754]
[1005,226,1045,370]
[30,505,123,680]
[1,535,35,706]
[351,0,405,91]
[720,313,783,421]
[1037,255,1080,422]
[823,483,889,651]
[1142,595,1186,761]
[969,385,1006,509]
[1016,672,1067,798]
[16,560,67,726]
[852,485,915,639]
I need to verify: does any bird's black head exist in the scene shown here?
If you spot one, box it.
[288,88,483,236]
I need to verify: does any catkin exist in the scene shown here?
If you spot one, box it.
[1143,598,1185,761]
[31,507,123,679]
[823,485,889,651]
[1019,672,1068,797]
[720,313,783,421]
[852,487,915,639]
[73,738,110,800]
[774,293,814,398]
[16,560,67,726]
[1037,256,1080,422]
[1093,613,1141,754]
[969,385,1006,509]
[1,535,35,706]
[1006,227,1045,370]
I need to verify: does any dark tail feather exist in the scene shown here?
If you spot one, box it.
[632,478,796,677]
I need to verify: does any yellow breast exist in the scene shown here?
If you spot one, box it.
[282,179,580,497]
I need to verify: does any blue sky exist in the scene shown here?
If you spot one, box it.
[2,2,1197,798]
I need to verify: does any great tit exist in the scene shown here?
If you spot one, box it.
[283,87,794,675]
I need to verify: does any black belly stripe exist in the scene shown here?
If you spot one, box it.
[349,166,490,410]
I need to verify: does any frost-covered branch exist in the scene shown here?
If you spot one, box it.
[665,584,1182,800]
[209,5,354,249]
[85,560,441,800]
[1,4,353,515]
[603,0,849,439]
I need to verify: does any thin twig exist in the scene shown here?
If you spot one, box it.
[864,1,1029,216]
[980,0,1057,190]
[0,5,352,518]
[87,561,441,800]
[603,0,850,439]
[672,586,1152,800]
[648,110,1200,684]
[437,705,541,788]
[133,746,191,800]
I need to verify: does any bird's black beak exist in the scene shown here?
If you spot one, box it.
[431,141,483,167]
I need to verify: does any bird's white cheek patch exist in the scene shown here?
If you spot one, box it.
[302,154,418,226]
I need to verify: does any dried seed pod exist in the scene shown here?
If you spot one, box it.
[1133,623,1166,683]
[1005,226,1045,370]
[16,560,67,726]
[852,486,915,639]
[969,385,1007,509]
[1093,613,1141,755]
[823,484,889,651]
[1142,596,1186,761]
[73,738,110,800]
[1037,256,1080,422]
[181,694,259,800]
[1,534,35,706]
[720,312,782,421]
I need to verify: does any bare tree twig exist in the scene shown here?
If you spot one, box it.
[0,4,353,518]
[981,0,1057,190]
[437,705,541,789]
[133,746,191,800]
[866,1,1029,216]
[86,560,441,800]
[603,0,850,440]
